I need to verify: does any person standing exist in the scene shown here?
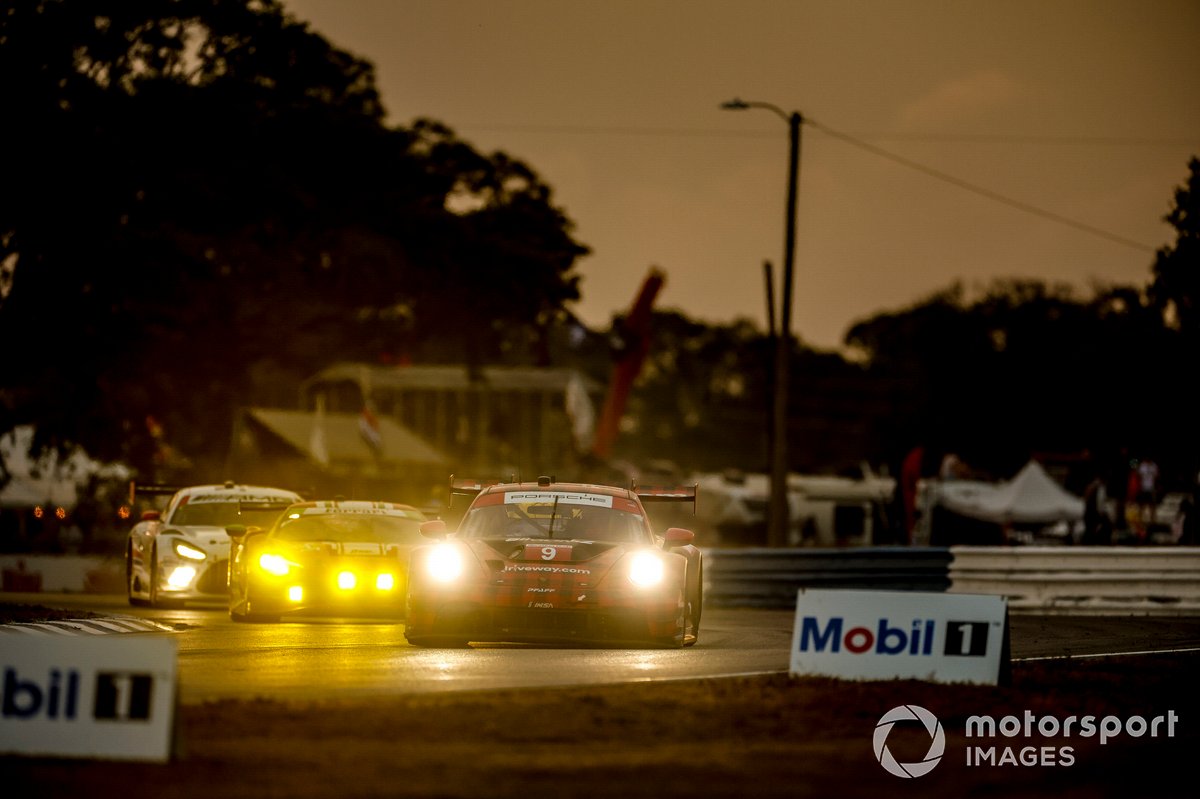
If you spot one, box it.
[1176,471,1200,546]
[1082,473,1112,545]
[1136,457,1161,533]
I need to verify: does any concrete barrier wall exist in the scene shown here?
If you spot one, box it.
[4,548,1200,616]
[948,546,1200,616]
[1,554,124,594]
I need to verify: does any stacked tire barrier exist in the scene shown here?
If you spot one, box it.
[702,546,1200,616]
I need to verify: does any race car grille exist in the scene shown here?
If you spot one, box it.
[195,559,229,594]
[491,607,645,639]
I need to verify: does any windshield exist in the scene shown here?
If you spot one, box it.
[170,501,290,528]
[272,514,425,545]
[458,500,651,543]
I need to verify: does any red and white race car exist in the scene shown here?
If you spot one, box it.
[404,476,703,648]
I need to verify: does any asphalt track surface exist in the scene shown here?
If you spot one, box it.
[4,594,1199,798]
[4,593,1200,703]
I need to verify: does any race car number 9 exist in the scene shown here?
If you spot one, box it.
[524,543,573,561]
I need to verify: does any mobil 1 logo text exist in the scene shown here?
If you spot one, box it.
[789,589,1008,685]
[0,636,177,762]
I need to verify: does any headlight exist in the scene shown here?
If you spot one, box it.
[628,551,664,587]
[173,541,207,561]
[376,573,395,591]
[426,544,463,583]
[337,571,357,590]
[258,553,294,576]
[166,566,197,588]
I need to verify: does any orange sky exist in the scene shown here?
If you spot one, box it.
[282,0,1200,351]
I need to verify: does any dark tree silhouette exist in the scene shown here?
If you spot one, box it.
[0,0,587,478]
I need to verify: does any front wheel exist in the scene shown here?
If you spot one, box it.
[684,560,703,647]
[229,584,279,623]
[148,550,164,607]
[652,589,687,649]
[126,542,148,607]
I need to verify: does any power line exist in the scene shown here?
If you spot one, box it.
[805,117,1160,253]
[454,121,1195,148]
[451,119,1180,253]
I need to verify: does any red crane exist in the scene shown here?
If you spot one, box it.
[591,267,664,460]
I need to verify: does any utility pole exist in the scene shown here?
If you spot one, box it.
[723,98,803,548]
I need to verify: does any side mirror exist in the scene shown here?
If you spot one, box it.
[141,510,161,522]
[420,519,448,539]
[225,525,265,540]
[663,527,695,548]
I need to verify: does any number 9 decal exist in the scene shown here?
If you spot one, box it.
[541,546,557,561]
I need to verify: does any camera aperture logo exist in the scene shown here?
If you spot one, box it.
[874,705,945,778]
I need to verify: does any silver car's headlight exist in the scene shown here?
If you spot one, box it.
[172,540,207,561]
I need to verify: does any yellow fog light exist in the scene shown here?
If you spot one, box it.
[337,571,357,590]
[166,566,197,589]
[376,573,395,591]
[288,586,303,602]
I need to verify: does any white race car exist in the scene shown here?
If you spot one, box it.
[125,481,304,607]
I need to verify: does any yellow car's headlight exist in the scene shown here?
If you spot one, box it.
[628,551,664,587]
[426,544,464,583]
[258,553,294,576]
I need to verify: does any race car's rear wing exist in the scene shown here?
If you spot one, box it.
[634,483,698,515]
[127,481,305,509]
[447,474,511,509]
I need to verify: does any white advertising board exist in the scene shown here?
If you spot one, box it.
[789,589,1008,685]
[0,635,178,762]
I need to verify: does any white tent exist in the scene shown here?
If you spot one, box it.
[935,460,1084,525]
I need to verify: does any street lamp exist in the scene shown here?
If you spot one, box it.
[721,97,803,549]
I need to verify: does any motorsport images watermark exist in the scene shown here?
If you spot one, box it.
[874,705,1181,776]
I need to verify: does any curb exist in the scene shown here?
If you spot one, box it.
[0,616,177,637]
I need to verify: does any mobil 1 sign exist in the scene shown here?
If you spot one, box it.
[1,635,177,762]
[790,589,1008,685]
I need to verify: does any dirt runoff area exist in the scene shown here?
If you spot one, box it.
[5,650,1197,799]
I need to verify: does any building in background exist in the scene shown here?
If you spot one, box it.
[297,362,604,484]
